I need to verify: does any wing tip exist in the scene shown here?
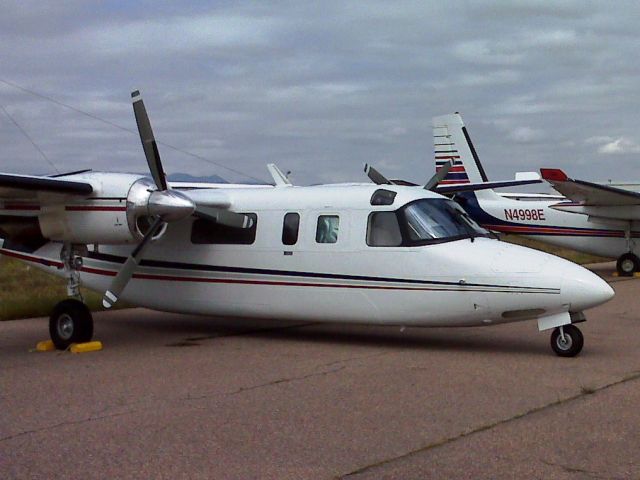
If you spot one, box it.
[540,168,568,182]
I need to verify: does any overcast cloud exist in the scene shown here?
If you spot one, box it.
[0,0,639,186]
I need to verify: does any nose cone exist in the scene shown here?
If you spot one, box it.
[561,262,615,312]
[148,190,196,221]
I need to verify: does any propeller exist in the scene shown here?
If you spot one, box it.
[102,217,165,308]
[364,164,391,185]
[424,160,453,190]
[102,91,196,308]
[364,160,454,191]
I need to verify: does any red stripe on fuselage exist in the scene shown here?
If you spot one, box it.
[3,204,41,211]
[65,206,127,212]
[485,224,635,237]
[0,248,64,268]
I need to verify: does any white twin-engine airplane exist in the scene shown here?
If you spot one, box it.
[433,113,640,277]
[0,92,614,357]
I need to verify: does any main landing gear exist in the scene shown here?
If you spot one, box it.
[48,243,94,350]
[616,252,640,277]
[49,299,94,350]
[617,225,639,276]
[550,324,583,357]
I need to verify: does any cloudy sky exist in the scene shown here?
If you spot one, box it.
[1,0,639,186]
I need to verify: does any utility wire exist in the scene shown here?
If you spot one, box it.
[0,104,60,173]
[0,77,268,183]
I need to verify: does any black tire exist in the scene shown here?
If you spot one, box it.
[616,253,640,277]
[550,324,584,357]
[49,299,94,350]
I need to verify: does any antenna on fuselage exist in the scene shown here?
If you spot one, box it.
[267,163,293,187]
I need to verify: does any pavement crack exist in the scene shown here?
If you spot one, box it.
[541,460,618,479]
[340,371,640,478]
[319,351,392,369]
[185,365,347,402]
[230,365,347,396]
[0,410,136,443]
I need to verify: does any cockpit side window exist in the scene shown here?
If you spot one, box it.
[400,199,488,245]
[366,212,402,247]
[366,199,488,248]
[316,215,339,243]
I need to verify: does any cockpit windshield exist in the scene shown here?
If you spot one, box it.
[367,198,489,247]
[400,199,489,244]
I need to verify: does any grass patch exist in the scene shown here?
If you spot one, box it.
[499,234,610,265]
[0,256,123,321]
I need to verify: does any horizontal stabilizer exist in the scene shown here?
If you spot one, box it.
[434,178,541,195]
[515,171,541,181]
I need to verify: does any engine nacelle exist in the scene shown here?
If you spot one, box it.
[38,173,162,244]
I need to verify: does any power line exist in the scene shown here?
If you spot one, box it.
[0,77,268,183]
[0,104,60,173]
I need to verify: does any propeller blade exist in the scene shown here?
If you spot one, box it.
[364,164,391,185]
[424,160,453,190]
[195,206,254,229]
[131,90,168,191]
[102,217,164,309]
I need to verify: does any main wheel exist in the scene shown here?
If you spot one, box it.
[550,325,583,357]
[616,253,640,277]
[49,299,94,350]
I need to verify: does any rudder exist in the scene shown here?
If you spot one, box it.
[432,113,489,185]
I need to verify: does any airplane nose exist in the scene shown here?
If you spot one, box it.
[561,263,614,312]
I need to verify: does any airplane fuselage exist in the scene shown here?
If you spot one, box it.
[459,191,640,259]
[0,181,612,330]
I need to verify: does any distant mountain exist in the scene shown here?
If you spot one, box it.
[167,172,228,183]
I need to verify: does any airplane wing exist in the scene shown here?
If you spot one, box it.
[0,172,93,201]
[541,169,640,206]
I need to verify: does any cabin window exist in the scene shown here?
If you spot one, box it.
[366,212,402,247]
[191,214,257,245]
[370,189,397,206]
[282,212,300,245]
[316,215,339,243]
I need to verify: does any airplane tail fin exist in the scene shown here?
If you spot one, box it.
[432,113,490,185]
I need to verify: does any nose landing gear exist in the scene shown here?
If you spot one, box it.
[550,324,583,357]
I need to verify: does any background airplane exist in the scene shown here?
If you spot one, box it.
[433,113,640,276]
[0,92,614,357]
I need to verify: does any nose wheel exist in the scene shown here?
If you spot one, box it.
[550,324,583,357]
[616,253,640,277]
[49,299,94,350]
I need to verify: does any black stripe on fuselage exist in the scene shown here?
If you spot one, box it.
[86,251,557,292]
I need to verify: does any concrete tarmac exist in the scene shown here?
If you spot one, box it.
[1,263,639,479]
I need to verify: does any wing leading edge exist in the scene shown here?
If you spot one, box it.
[0,172,93,200]
[541,168,640,206]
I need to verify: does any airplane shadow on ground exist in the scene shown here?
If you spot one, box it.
[102,312,550,357]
